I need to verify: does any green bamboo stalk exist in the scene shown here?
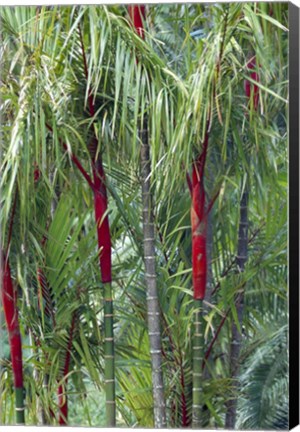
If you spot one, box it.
[128,7,166,426]
[104,282,115,426]
[15,387,25,425]
[192,299,204,429]
[225,189,248,429]
[140,118,167,428]
[77,23,116,426]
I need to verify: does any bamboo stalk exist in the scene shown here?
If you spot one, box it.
[140,118,166,428]
[77,23,116,426]
[128,6,166,427]
[225,189,248,429]
[192,299,204,429]
[103,282,115,426]
[225,62,254,427]
[1,252,25,425]
[1,190,25,425]
[190,127,212,428]
[91,153,115,427]
[191,167,206,428]
[179,349,189,426]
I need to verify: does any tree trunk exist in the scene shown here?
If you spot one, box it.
[140,118,166,428]
[92,156,115,427]
[78,23,116,424]
[1,253,25,425]
[225,189,248,429]
[192,299,205,428]
[103,281,115,426]
[201,211,213,427]
[190,152,208,429]
[127,7,166,425]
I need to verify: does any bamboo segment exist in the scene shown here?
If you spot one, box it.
[128,5,166,428]
[92,159,112,285]
[140,120,167,428]
[190,130,211,428]
[92,159,116,426]
[192,299,204,429]
[78,22,116,424]
[1,253,25,425]
[225,190,248,429]
[15,387,25,425]
[191,157,208,301]
[104,282,116,426]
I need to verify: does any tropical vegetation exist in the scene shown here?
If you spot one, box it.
[0,3,288,429]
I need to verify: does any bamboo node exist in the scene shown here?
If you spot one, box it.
[150,349,162,354]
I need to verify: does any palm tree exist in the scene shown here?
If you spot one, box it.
[0,4,288,429]
[225,186,248,428]
[128,5,166,427]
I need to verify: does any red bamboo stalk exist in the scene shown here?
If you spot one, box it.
[92,159,112,283]
[244,57,259,111]
[78,21,115,426]
[1,251,25,424]
[191,162,207,300]
[78,23,112,283]
[128,5,146,39]
[1,253,23,387]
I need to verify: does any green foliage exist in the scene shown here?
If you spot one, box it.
[0,3,288,428]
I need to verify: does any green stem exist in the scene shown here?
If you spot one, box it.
[192,299,204,429]
[225,189,248,429]
[104,282,115,427]
[15,387,25,425]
